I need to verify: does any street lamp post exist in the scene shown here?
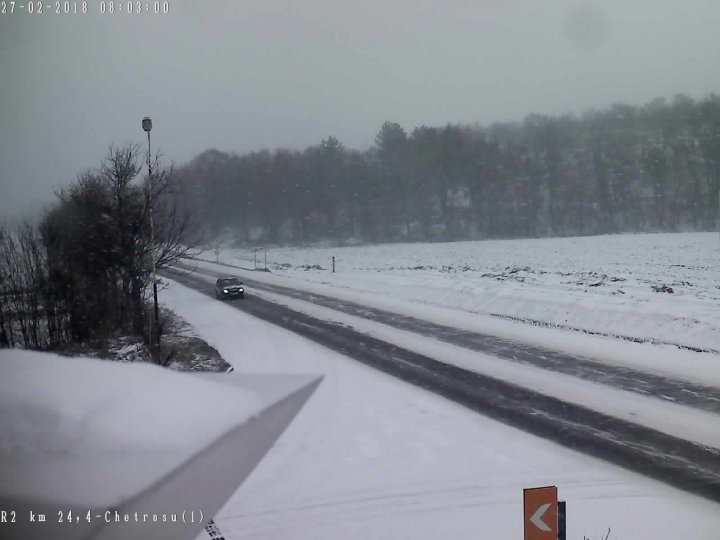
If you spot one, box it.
[142,116,161,362]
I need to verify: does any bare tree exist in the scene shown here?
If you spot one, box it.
[0,223,47,349]
[32,143,198,353]
[0,225,14,347]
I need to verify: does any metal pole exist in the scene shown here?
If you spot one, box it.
[557,501,566,540]
[264,249,267,270]
[147,130,160,362]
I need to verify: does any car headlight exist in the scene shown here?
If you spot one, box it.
[239,288,244,292]
[223,289,229,293]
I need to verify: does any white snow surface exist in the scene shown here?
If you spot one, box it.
[200,232,720,352]
[0,350,261,506]
[239,286,720,450]
[185,258,720,393]
[160,280,720,540]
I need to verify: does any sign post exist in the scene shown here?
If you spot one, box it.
[557,500,566,540]
[523,486,558,540]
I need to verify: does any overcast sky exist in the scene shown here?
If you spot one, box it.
[1,0,719,220]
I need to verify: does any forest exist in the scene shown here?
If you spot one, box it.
[2,94,720,351]
[176,94,720,245]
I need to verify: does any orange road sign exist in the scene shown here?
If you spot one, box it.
[524,485,558,540]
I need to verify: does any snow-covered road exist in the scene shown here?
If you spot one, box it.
[162,280,720,540]
[171,261,720,453]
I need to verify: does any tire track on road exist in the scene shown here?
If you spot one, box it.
[178,260,720,415]
[165,267,720,504]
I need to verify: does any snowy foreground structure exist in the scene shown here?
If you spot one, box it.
[0,350,320,540]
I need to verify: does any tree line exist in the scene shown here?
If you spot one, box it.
[0,144,192,354]
[176,94,720,244]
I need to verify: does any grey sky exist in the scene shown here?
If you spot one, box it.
[1,0,719,220]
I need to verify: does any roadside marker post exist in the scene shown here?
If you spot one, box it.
[523,485,562,540]
[252,247,267,270]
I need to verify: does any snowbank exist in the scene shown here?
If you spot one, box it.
[0,350,261,505]
[200,232,720,351]
[160,281,720,540]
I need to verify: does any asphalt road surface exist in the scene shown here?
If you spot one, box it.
[165,264,720,503]
[177,260,720,414]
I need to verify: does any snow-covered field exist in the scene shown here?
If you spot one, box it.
[6,231,717,539]
[200,232,720,352]
[159,280,720,540]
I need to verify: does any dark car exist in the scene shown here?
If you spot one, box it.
[215,277,245,299]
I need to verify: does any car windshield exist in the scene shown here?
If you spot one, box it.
[219,278,240,286]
